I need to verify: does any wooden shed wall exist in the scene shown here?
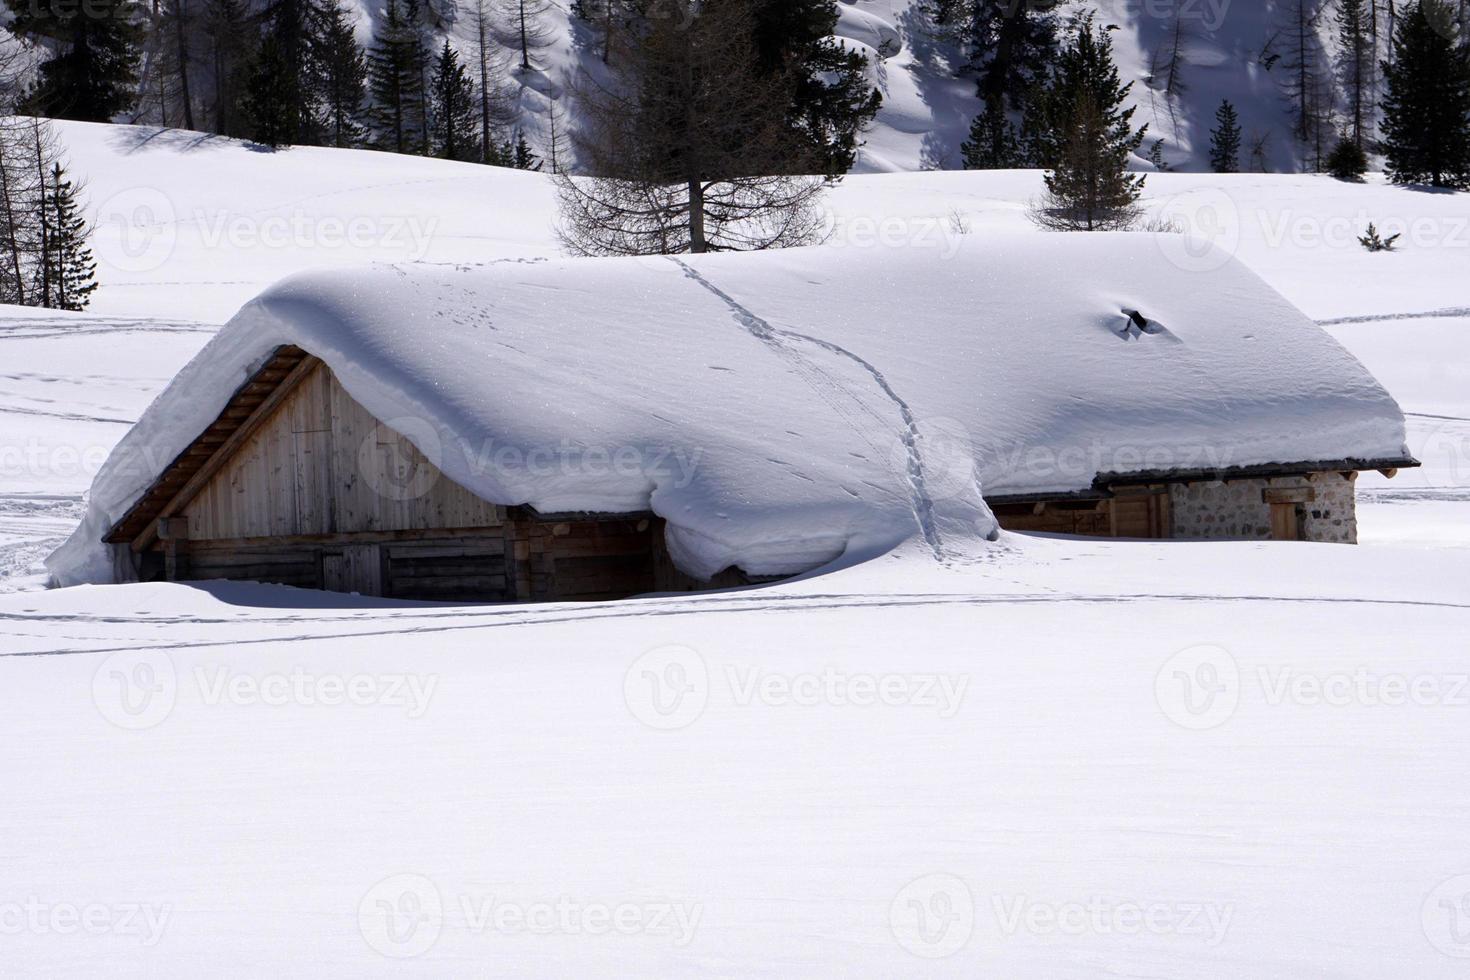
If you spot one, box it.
[181,361,503,541]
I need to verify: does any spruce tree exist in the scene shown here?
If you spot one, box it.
[7,0,143,121]
[45,164,97,311]
[511,132,542,170]
[1381,0,1470,188]
[315,0,368,148]
[1337,0,1376,147]
[1027,15,1147,231]
[244,0,324,146]
[429,41,478,160]
[1209,99,1242,173]
[750,0,880,174]
[203,0,255,137]
[367,0,430,154]
[960,102,1023,169]
[968,0,1057,114]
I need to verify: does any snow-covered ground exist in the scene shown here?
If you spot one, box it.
[1,124,1467,974]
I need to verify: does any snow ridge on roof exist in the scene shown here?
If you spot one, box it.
[49,234,1409,587]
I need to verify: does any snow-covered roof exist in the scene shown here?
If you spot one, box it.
[49,234,1411,586]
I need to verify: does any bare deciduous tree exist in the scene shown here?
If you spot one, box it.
[557,0,828,255]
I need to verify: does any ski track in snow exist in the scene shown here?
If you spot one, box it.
[5,586,1469,659]
[670,258,952,562]
[1315,307,1470,325]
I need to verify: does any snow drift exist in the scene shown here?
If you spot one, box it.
[48,233,1410,588]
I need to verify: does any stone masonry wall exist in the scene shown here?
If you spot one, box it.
[1167,472,1358,543]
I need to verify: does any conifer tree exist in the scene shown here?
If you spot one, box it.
[45,164,97,311]
[368,0,430,153]
[750,0,880,174]
[315,0,368,147]
[1337,0,1376,147]
[6,0,143,121]
[1209,99,1242,173]
[429,41,478,160]
[960,102,1024,169]
[511,131,542,170]
[1027,14,1147,231]
[1381,0,1470,188]
[244,0,324,146]
[496,0,554,71]
[203,0,255,137]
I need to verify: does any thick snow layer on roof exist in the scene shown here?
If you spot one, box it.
[48,234,1409,587]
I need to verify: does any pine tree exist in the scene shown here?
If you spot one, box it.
[968,0,1057,114]
[315,0,368,147]
[429,41,478,160]
[45,164,97,311]
[749,0,881,174]
[203,0,255,137]
[1027,14,1147,231]
[960,101,1024,169]
[511,131,542,170]
[367,0,430,153]
[1209,99,1242,173]
[244,0,324,146]
[1280,0,1334,165]
[1337,0,1376,147]
[1381,0,1470,188]
[1326,135,1370,179]
[7,0,143,121]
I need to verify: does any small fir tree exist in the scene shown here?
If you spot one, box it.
[1027,15,1148,231]
[429,41,478,160]
[1325,136,1369,180]
[1209,99,1242,173]
[45,164,97,311]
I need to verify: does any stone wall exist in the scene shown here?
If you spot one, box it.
[1167,472,1357,543]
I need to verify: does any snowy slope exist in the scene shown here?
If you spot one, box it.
[5,538,1470,976]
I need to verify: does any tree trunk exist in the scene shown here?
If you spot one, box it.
[687,180,706,253]
[173,0,196,130]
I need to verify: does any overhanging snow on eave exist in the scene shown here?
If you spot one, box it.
[1090,457,1422,490]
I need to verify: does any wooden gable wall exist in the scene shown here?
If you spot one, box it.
[180,361,503,541]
